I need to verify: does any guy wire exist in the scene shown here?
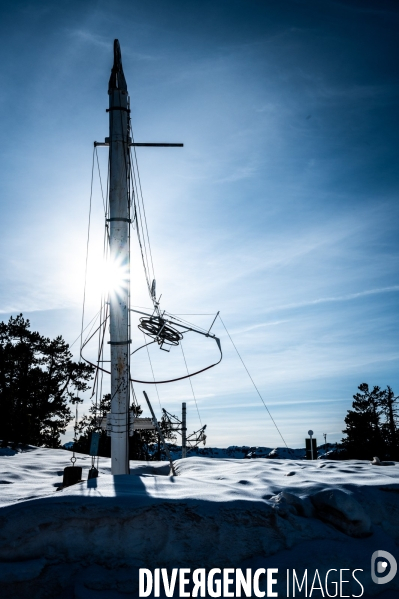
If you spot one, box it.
[69,308,102,350]
[79,148,95,359]
[130,149,152,294]
[218,315,289,450]
[130,128,156,280]
[143,332,162,411]
[180,341,203,427]
[131,162,152,284]
[95,147,107,217]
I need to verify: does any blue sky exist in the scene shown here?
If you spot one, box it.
[0,0,398,447]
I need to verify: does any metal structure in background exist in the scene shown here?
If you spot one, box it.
[162,404,207,459]
[143,392,176,475]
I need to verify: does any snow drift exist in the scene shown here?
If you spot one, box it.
[0,447,398,598]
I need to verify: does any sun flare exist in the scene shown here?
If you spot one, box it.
[86,255,129,302]
[103,258,129,296]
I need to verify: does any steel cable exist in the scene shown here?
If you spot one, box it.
[180,341,203,427]
[218,315,289,450]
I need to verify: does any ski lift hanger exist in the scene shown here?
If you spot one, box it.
[80,307,222,385]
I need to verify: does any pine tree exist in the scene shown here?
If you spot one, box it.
[0,314,94,448]
[342,383,398,460]
[379,386,399,460]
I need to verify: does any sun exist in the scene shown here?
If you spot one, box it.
[103,256,130,297]
[86,253,130,302]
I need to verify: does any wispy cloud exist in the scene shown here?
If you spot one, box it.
[68,29,110,50]
[215,164,258,183]
[265,286,399,314]
[68,29,160,61]
[232,320,288,335]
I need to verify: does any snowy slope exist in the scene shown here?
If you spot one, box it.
[1,446,398,598]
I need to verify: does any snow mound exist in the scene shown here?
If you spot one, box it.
[0,447,18,456]
[311,487,372,537]
[267,446,305,459]
[0,558,46,583]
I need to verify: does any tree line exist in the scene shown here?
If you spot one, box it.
[342,383,399,460]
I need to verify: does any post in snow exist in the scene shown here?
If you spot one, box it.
[182,402,187,459]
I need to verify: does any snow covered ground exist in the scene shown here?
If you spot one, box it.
[1,446,398,598]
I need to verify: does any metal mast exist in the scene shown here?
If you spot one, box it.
[108,40,130,475]
[90,40,184,473]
